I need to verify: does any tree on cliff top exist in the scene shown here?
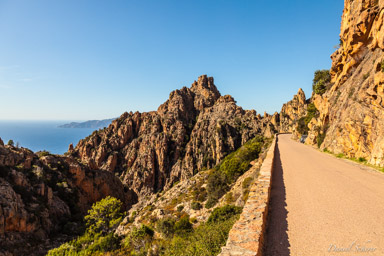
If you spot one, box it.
[313,70,331,96]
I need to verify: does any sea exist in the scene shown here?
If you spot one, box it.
[0,121,96,154]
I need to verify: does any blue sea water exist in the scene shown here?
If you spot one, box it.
[0,121,96,154]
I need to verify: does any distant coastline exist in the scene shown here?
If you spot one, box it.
[0,120,96,154]
[58,118,115,129]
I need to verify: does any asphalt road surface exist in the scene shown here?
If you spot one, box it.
[265,134,384,256]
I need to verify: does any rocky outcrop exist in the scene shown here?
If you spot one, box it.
[279,88,308,134]
[0,143,135,255]
[330,0,381,86]
[71,75,275,200]
[304,0,384,166]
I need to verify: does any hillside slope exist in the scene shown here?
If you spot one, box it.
[305,0,384,166]
[0,141,135,255]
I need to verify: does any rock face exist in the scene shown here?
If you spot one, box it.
[0,143,135,256]
[71,75,274,199]
[279,88,308,134]
[304,0,384,166]
[330,0,381,86]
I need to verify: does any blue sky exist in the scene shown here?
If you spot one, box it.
[0,0,344,120]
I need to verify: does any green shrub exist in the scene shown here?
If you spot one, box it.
[47,242,77,256]
[47,196,124,255]
[160,205,241,256]
[7,140,14,146]
[313,70,331,95]
[161,221,233,256]
[205,136,264,208]
[129,210,137,222]
[48,232,121,256]
[358,157,367,163]
[297,103,319,135]
[306,103,319,123]
[191,186,207,202]
[297,117,309,135]
[177,205,184,212]
[131,224,154,238]
[191,201,202,210]
[242,177,253,189]
[205,198,217,209]
[336,153,345,158]
[313,70,331,88]
[218,136,263,182]
[317,125,328,148]
[206,170,229,208]
[83,233,121,254]
[37,150,51,158]
[242,189,250,202]
[174,216,193,236]
[207,205,242,223]
[157,217,176,237]
[317,133,325,148]
[224,192,234,204]
[124,224,154,254]
[85,196,123,235]
[314,79,327,95]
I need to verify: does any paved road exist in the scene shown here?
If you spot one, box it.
[265,134,384,256]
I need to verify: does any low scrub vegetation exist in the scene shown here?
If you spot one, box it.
[206,136,264,208]
[49,200,241,256]
[37,150,51,158]
[47,196,124,256]
[322,149,384,173]
[159,205,242,256]
[297,103,319,135]
[316,125,329,148]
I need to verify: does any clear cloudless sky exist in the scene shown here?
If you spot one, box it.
[0,0,344,120]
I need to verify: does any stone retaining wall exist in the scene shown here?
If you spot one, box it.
[219,136,277,256]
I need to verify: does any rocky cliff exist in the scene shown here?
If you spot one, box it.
[303,0,384,166]
[0,143,135,256]
[70,75,275,200]
[279,88,308,134]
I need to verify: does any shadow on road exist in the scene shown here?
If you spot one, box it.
[264,141,291,256]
